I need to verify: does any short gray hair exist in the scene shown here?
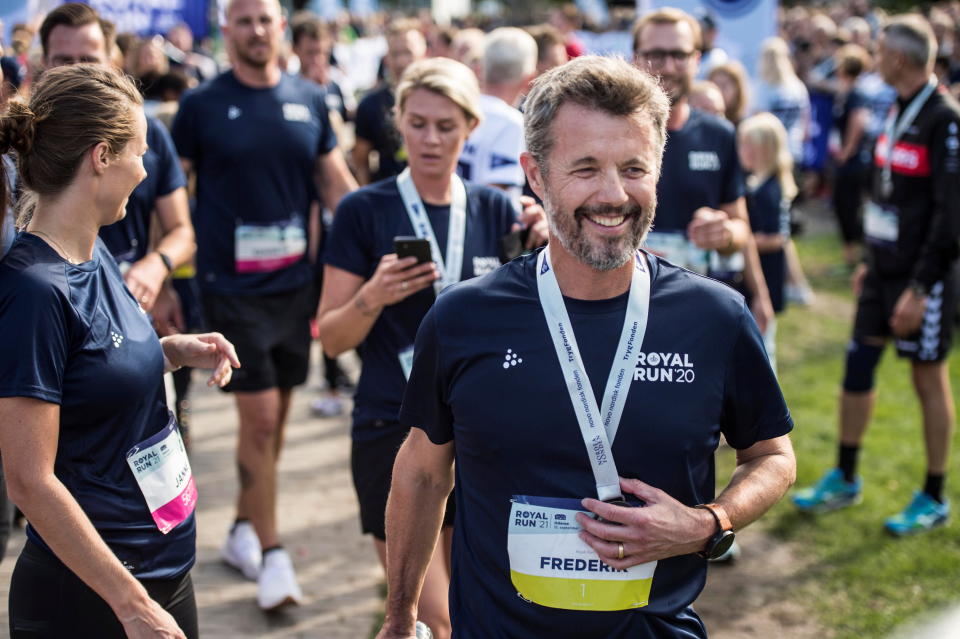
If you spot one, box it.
[483,27,538,86]
[884,14,938,70]
[523,55,669,173]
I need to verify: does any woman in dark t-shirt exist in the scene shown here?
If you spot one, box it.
[0,65,238,638]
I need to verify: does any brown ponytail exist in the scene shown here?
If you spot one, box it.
[0,63,142,226]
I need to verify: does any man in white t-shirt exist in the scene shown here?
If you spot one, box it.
[458,27,537,198]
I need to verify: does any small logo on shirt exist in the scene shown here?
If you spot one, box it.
[110,331,124,348]
[688,151,720,171]
[227,105,242,120]
[490,153,518,170]
[503,348,523,369]
[633,351,695,383]
[283,103,311,122]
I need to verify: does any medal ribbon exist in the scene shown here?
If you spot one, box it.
[536,246,652,502]
[879,76,937,197]
[396,167,467,295]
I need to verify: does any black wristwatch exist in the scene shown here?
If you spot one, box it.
[695,503,735,560]
[156,251,174,274]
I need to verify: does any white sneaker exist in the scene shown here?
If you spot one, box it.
[221,521,262,580]
[257,548,303,611]
[310,394,343,417]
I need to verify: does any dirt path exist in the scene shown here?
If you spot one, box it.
[0,351,828,637]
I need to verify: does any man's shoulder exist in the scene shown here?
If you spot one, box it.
[927,89,960,125]
[684,109,736,138]
[358,84,391,108]
[481,94,523,126]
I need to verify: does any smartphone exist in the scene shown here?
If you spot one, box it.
[394,236,432,264]
[499,227,532,263]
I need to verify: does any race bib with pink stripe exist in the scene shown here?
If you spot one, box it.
[234,220,307,274]
[126,417,197,534]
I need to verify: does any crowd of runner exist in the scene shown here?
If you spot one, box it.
[0,1,956,637]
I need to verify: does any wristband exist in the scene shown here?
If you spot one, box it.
[156,251,174,274]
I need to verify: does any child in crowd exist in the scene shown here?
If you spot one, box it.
[737,113,798,371]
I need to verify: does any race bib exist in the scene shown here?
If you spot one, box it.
[864,201,899,245]
[507,496,656,611]
[235,219,307,273]
[126,416,197,534]
[642,232,709,273]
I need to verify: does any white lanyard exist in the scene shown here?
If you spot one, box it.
[536,247,652,502]
[396,168,467,294]
[880,76,937,197]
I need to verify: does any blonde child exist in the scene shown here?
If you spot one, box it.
[738,112,799,371]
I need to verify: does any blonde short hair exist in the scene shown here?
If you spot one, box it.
[396,57,483,125]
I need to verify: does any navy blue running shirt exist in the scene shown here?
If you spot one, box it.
[400,252,793,638]
[323,177,516,441]
[99,117,186,266]
[0,234,195,579]
[172,72,337,295]
[655,109,744,232]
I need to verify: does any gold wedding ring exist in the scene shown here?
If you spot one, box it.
[617,542,624,560]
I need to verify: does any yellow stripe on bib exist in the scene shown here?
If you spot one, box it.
[510,570,652,611]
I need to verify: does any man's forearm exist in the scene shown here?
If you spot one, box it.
[715,443,796,530]
[381,442,454,634]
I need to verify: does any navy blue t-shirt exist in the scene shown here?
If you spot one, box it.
[399,252,793,638]
[654,109,744,233]
[0,234,195,579]
[172,72,337,295]
[100,116,187,266]
[355,85,406,182]
[323,177,516,441]
[746,176,790,313]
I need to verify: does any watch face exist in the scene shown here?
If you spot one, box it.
[709,530,736,560]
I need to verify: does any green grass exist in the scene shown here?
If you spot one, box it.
[717,230,960,638]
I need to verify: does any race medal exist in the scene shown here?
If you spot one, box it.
[234,218,307,273]
[126,415,197,534]
[507,496,655,611]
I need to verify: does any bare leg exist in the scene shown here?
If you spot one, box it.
[912,361,956,475]
[235,389,289,549]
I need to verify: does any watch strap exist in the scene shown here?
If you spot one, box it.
[696,502,732,533]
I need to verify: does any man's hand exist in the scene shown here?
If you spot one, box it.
[576,477,715,569]
[161,333,241,387]
[117,596,187,639]
[374,622,418,639]
[890,287,927,337]
[517,195,549,249]
[151,283,185,337]
[687,207,733,252]
[125,253,168,311]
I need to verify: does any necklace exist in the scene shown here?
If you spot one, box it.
[30,229,81,265]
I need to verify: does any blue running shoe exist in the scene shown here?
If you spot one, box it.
[884,491,949,537]
[792,468,862,513]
